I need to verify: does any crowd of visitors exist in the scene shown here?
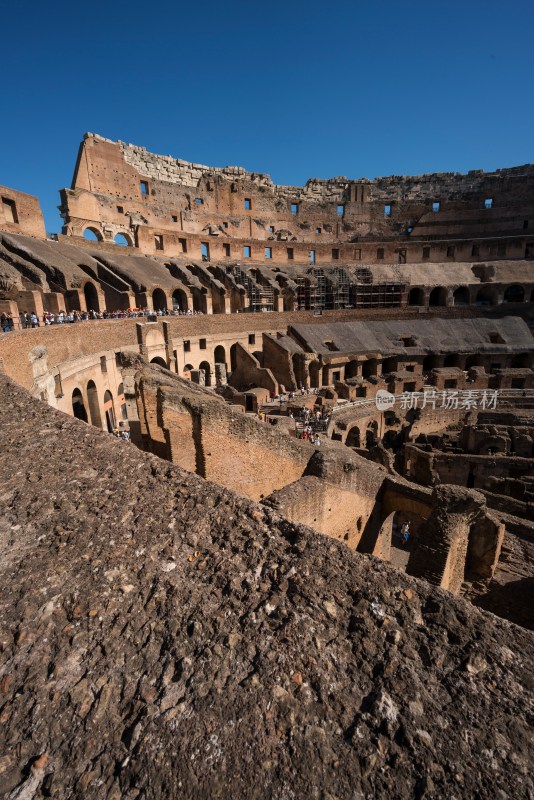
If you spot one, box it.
[0,307,204,332]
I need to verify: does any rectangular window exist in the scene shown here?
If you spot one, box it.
[485,198,493,209]
[223,221,228,228]
[447,245,455,258]
[155,235,164,251]
[117,205,124,214]
[244,198,252,210]
[201,242,210,261]
[384,204,391,217]
[100,355,108,374]
[332,248,340,260]
[172,214,178,222]
[444,379,457,389]
[2,197,18,224]
[248,334,256,345]
[195,197,204,205]
[422,246,430,260]
[244,245,251,258]
[354,248,362,260]
[179,238,187,253]
[287,247,294,260]
[265,247,272,259]
[309,250,316,264]
[223,243,231,257]
[398,249,407,264]
[291,203,298,215]
[337,204,344,216]
[140,181,149,196]
[316,227,321,234]
[269,225,275,233]
[471,244,479,257]
[184,340,191,352]
[377,248,385,260]
[199,338,207,350]
[403,382,416,392]
[432,201,440,212]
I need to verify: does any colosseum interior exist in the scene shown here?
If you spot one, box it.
[0,134,533,798]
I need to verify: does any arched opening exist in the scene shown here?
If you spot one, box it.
[230,343,238,373]
[114,233,131,247]
[377,510,427,573]
[84,282,100,312]
[465,354,484,369]
[292,353,304,387]
[453,286,470,306]
[150,356,167,368]
[199,360,212,387]
[346,426,361,448]
[183,364,194,380]
[83,227,102,242]
[308,360,320,388]
[172,288,188,312]
[382,357,397,374]
[72,388,88,423]
[475,288,495,306]
[408,287,425,306]
[152,288,167,312]
[511,353,532,368]
[86,380,102,428]
[503,284,525,303]
[214,345,227,368]
[428,286,447,306]
[103,389,115,432]
[362,358,378,378]
[117,383,127,420]
[191,287,207,314]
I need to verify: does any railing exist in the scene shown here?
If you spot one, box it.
[331,388,534,415]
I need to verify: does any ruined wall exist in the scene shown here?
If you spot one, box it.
[0,185,46,239]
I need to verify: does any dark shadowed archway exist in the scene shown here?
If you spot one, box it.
[152,289,167,312]
[84,282,100,312]
[72,389,88,423]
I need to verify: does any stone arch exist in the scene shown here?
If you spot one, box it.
[172,288,188,312]
[444,353,461,367]
[114,232,132,247]
[362,358,378,378]
[428,286,447,306]
[86,380,102,428]
[423,354,441,371]
[84,282,100,312]
[199,360,212,387]
[150,356,167,368]
[152,288,167,312]
[103,389,115,432]
[346,425,361,448]
[408,287,425,306]
[72,388,88,423]
[503,284,525,303]
[214,345,227,368]
[344,360,359,379]
[230,343,238,373]
[191,287,207,314]
[83,226,102,242]
[453,286,470,306]
[183,364,194,380]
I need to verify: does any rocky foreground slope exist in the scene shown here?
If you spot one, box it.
[0,377,532,799]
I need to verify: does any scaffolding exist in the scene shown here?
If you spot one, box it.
[225,265,275,312]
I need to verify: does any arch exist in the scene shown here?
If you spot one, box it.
[117,382,124,396]
[72,388,88,423]
[83,227,102,242]
[191,287,207,314]
[152,288,167,312]
[199,360,212,387]
[183,364,194,380]
[475,287,495,306]
[444,353,461,368]
[346,425,361,448]
[214,345,226,367]
[344,360,359,379]
[230,343,238,372]
[172,288,188,312]
[423,354,441,371]
[366,420,379,448]
[503,284,525,303]
[86,380,102,428]
[408,287,425,306]
[453,286,470,306]
[114,232,132,247]
[84,282,100,312]
[103,389,115,432]
[465,354,484,369]
[150,356,167,368]
[382,357,397,374]
[511,353,531,368]
[373,510,428,572]
[428,286,447,307]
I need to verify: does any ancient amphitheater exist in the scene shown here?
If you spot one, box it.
[0,134,533,799]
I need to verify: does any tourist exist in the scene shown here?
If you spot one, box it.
[401,522,410,545]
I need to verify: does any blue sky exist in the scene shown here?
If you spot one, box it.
[1,0,532,231]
